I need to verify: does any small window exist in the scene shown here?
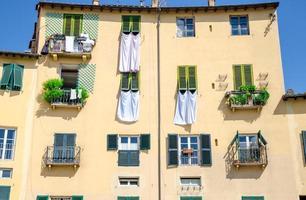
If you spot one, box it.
[119,177,139,186]
[180,177,201,186]
[178,66,197,92]
[121,72,139,91]
[63,14,83,36]
[0,64,24,91]
[61,65,79,89]
[118,136,139,150]
[233,64,253,90]
[0,128,16,160]
[176,18,195,37]
[122,16,141,33]
[179,136,199,165]
[0,169,12,178]
[230,16,249,36]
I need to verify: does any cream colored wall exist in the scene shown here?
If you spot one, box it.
[0,57,37,200]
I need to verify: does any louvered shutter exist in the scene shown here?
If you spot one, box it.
[13,64,24,90]
[73,15,83,36]
[131,72,139,91]
[200,134,212,166]
[243,65,253,86]
[0,186,11,200]
[64,14,73,36]
[233,65,243,90]
[36,195,48,200]
[72,196,84,200]
[178,66,187,91]
[0,64,13,89]
[168,134,178,166]
[131,16,141,33]
[188,66,197,90]
[122,16,131,33]
[121,73,130,90]
[107,134,118,150]
[140,134,150,150]
[302,131,306,162]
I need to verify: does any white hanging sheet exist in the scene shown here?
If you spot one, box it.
[131,91,140,121]
[70,89,77,100]
[185,91,197,124]
[173,91,197,125]
[117,91,140,122]
[119,33,132,72]
[130,33,140,72]
[65,36,75,53]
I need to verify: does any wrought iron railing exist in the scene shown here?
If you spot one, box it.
[228,145,267,167]
[50,89,83,107]
[118,150,140,166]
[44,146,81,166]
[49,35,94,54]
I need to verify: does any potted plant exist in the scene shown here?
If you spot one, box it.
[42,79,64,103]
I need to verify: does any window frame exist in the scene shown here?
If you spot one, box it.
[0,128,16,160]
[178,136,200,166]
[241,196,264,200]
[121,15,141,33]
[118,135,139,150]
[118,177,140,187]
[232,64,253,90]
[176,17,195,38]
[178,66,197,91]
[63,14,83,36]
[230,15,250,36]
[0,168,12,179]
[180,177,201,187]
[121,72,140,91]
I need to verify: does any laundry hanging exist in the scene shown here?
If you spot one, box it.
[173,91,197,125]
[117,91,140,122]
[130,33,140,72]
[131,91,140,120]
[70,89,77,100]
[65,36,75,53]
[119,33,140,72]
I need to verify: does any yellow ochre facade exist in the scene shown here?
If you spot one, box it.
[0,1,306,200]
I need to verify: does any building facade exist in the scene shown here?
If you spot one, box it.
[0,0,306,200]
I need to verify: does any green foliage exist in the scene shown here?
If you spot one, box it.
[239,85,256,93]
[43,78,63,90]
[230,85,270,106]
[80,87,89,102]
[42,79,64,103]
[254,89,270,105]
[229,94,248,105]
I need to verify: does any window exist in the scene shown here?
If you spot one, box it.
[0,64,24,91]
[230,16,249,35]
[118,136,139,166]
[180,177,201,187]
[180,197,202,200]
[242,196,264,200]
[118,197,139,200]
[0,169,12,179]
[238,134,260,163]
[122,16,141,33]
[301,131,306,163]
[38,196,83,200]
[0,186,10,200]
[233,64,253,90]
[177,18,195,37]
[119,136,139,150]
[61,65,78,89]
[121,72,139,91]
[178,66,197,91]
[63,14,83,36]
[119,177,139,186]
[300,196,306,200]
[179,136,199,165]
[53,134,76,162]
[0,128,16,160]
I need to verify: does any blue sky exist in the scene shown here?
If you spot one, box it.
[1,0,305,92]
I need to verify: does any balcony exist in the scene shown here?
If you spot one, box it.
[118,150,140,166]
[225,89,270,112]
[50,89,84,110]
[44,146,81,168]
[46,34,94,62]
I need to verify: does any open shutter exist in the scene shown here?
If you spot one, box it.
[258,131,267,145]
[131,72,139,91]
[243,65,253,86]
[233,65,242,90]
[121,73,130,90]
[230,132,239,146]
[36,196,48,200]
[168,134,178,166]
[45,13,64,38]
[302,131,306,162]
[64,14,73,36]
[83,14,99,40]
[178,66,187,91]
[72,195,83,200]
[0,64,13,89]
[107,134,118,150]
[200,134,212,166]
[13,64,24,90]
[122,16,131,33]
[131,16,141,33]
[188,66,197,90]
[73,15,83,36]
[140,134,150,150]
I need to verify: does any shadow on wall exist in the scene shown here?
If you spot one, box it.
[218,96,261,122]
[274,99,306,115]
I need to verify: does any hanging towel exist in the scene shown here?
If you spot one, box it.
[70,89,77,100]
[119,33,132,72]
[117,91,133,122]
[130,33,140,72]
[65,36,75,53]
[77,89,82,99]
[173,91,188,125]
[185,91,197,124]
[131,91,140,121]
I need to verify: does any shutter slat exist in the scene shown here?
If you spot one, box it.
[243,65,253,86]
[201,134,212,166]
[140,134,150,150]
[178,66,187,91]
[0,186,11,200]
[73,15,82,36]
[168,134,178,166]
[64,15,72,36]
[0,64,13,89]
[13,64,24,90]
[36,195,48,200]
[188,66,197,90]
[107,134,118,150]
[121,73,130,90]
[233,65,242,90]
[131,16,141,33]
[122,16,131,33]
[72,195,84,200]
[131,72,139,91]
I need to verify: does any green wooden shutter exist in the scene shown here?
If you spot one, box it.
[233,65,242,90]
[13,64,24,90]
[107,134,118,150]
[0,64,13,89]
[178,66,187,91]
[45,13,64,38]
[131,72,139,91]
[118,197,139,200]
[200,134,212,166]
[129,197,139,200]
[78,64,97,93]
[243,65,253,86]
[36,195,49,200]
[0,186,11,200]
[140,134,150,150]
[73,15,83,36]
[302,131,306,162]
[131,16,141,33]
[230,132,239,146]
[242,196,264,200]
[168,134,178,166]
[122,16,131,32]
[188,66,197,90]
[72,195,84,200]
[83,14,99,40]
[258,131,267,145]
[64,14,73,36]
[181,197,202,200]
[121,73,130,90]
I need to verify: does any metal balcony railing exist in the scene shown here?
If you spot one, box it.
[50,89,83,109]
[118,150,140,166]
[44,146,81,167]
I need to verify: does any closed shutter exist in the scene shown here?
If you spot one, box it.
[0,186,11,200]
[243,65,253,86]
[13,64,24,90]
[121,73,130,90]
[302,131,306,162]
[73,15,83,36]
[45,13,64,38]
[36,195,48,200]
[242,196,264,200]
[118,197,139,200]
[0,64,13,89]
[129,197,140,200]
[131,72,139,91]
[233,65,242,90]
[131,16,141,33]
[72,195,84,200]
[178,66,187,91]
[181,197,202,200]
[64,14,73,35]
[200,134,212,166]
[83,14,99,40]
[122,16,131,33]
[140,134,150,150]
[168,134,178,166]
[107,134,118,150]
[188,66,197,90]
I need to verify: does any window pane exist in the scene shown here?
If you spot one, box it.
[230,17,239,25]
[181,137,188,143]
[186,18,194,25]
[121,137,128,143]
[0,129,4,139]
[2,169,12,178]
[131,137,138,143]
[190,137,197,143]
[6,130,15,140]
